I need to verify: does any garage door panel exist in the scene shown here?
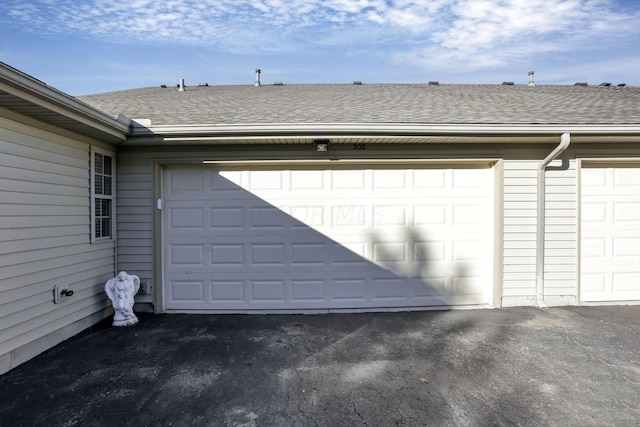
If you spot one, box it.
[331,241,369,266]
[164,165,494,311]
[373,205,407,226]
[581,165,640,302]
[210,206,244,229]
[614,203,640,222]
[250,206,290,230]
[290,170,325,190]
[413,205,447,225]
[170,279,206,302]
[168,207,205,230]
[614,168,640,185]
[167,279,459,310]
[413,169,447,189]
[372,277,410,301]
[612,273,640,291]
[412,276,446,298]
[331,170,367,190]
[580,237,606,258]
[372,169,407,189]
[210,279,245,302]
[168,244,205,267]
[453,204,487,225]
[452,275,486,297]
[251,280,286,302]
[614,237,640,257]
[292,279,327,302]
[581,202,607,223]
[453,168,487,187]
[248,170,285,190]
[211,245,245,266]
[167,170,205,193]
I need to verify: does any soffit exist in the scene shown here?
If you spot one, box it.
[0,63,128,144]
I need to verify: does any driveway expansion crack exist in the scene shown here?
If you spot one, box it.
[352,402,367,425]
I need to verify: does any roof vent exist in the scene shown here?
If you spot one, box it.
[528,71,535,87]
[353,81,362,85]
[599,82,612,86]
[428,81,439,85]
[178,78,186,92]
[502,81,514,85]
[255,69,261,87]
[575,82,588,86]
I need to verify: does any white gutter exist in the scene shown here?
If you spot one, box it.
[129,122,640,137]
[536,132,571,308]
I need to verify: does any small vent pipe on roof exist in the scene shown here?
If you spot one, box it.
[536,133,571,308]
[178,78,185,92]
[528,71,535,87]
[255,69,261,87]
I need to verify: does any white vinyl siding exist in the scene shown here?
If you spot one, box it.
[0,117,115,374]
[501,159,577,307]
[115,156,154,294]
[502,161,538,306]
[543,161,577,305]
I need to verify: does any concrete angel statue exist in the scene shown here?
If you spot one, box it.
[105,271,140,326]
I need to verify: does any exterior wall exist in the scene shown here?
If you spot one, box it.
[501,161,538,306]
[116,143,639,313]
[116,154,155,306]
[501,158,579,307]
[117,145,508,312]
[543,160,578,306]
[0,114,115,374]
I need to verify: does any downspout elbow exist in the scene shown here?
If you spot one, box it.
[541,132,571,169]
[536,133,571,308]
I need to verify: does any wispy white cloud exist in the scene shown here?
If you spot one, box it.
[1,0,639,73]
[394,0,640,72]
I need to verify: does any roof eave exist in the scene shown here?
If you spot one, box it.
[125,122,640,145]
[0,62,129,143]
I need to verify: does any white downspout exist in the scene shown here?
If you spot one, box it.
[536,132,571,308]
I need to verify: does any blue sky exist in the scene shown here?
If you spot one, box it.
[1,0,639,95]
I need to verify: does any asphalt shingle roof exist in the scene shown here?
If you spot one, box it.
[77,83,640,127]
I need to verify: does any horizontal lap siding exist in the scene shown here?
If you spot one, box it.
[502,158,578,306]
[0,119,115,372]
[116,156,154,289]
[502,161,538,304]
[544,161,577,304]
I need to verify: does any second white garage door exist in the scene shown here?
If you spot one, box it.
[162,164,495,312]
[581,163,640,303]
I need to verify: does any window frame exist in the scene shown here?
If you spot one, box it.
[90,146,116,243]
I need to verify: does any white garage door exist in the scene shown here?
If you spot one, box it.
[162,164,494,312]
[581,164,640,303]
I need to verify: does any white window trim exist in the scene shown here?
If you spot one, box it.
[90,146,116,243]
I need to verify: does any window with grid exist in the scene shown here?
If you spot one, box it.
[91,147,115,241]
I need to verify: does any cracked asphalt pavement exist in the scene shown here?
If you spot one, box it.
[1,306,639,426]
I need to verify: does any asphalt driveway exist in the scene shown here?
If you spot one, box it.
[1,306,639,426]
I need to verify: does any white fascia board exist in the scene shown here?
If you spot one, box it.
[133,122,640,137]
[0,63,129,140]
